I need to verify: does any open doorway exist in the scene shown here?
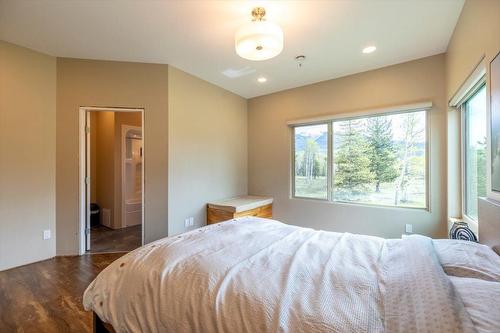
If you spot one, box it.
[79,107,144,254]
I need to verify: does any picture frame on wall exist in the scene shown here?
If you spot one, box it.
[491,51,500,192]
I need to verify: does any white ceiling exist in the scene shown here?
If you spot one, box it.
[0,0,464,98]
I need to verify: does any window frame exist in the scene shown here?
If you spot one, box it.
[460,81,487,224]
[290,109,430,210]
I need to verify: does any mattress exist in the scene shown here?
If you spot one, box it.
[84,217,480,333]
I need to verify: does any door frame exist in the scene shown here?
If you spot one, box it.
[78,106,145,255]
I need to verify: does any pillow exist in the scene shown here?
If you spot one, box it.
[433,239,500,282]
[449,276,500,333]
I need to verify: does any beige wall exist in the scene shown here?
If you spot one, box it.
[248,54,448,238]
[0,41,56,270]
[56,59,168,255]
[446,0,500,213]
[93,111,116,227]
[446,0,500,99]
[167,67,248,235]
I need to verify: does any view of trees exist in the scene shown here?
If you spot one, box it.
[464,85,487,220]
[334,119,374,196]
[366,117,398,192]
[476,139,487,198]
[465,137,487,219]
[295,112,427,207]
[296,139,326,180]
[294,124,328,199]
[392,113,425,205]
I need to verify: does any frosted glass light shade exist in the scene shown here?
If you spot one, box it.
[235,20,283,61]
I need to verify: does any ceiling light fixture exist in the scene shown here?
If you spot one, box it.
[362,46,377,54]
[257,77,267,83]
[235,7,283,61]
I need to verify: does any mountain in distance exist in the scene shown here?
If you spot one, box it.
[295,132,328,153]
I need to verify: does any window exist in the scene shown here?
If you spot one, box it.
[293,124,329,199]
[292,110,428,209]
[463,84,487,221]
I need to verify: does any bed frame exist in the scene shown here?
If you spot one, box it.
[93,312,116,333]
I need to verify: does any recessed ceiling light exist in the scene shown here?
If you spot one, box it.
[257,77,267,83]
[362,46,377,54]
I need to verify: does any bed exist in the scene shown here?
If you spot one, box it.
[83,216,500,333]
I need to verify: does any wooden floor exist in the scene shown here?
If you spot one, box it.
[90,224,141,253]
[0,253,124,333]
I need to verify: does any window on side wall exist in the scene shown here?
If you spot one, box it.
[462,84,487,221]
[292,109,428,209]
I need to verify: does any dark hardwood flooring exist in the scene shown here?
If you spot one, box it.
[0,253,124,333]
[90,224,141,253]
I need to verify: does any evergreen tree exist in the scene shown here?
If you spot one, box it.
[334,120,374,197]
[366,116,399,192]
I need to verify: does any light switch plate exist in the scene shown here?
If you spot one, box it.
[185,217,194,229]
[405,224,413,233]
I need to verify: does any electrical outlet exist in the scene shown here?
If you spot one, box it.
[184,218,190,228]
[189,217,194,227]
[43,230,51,240]
[405,224,413,233]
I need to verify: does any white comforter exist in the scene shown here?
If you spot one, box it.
[83,217,475,333]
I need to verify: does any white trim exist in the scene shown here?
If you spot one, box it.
[78,106,145,255]
[425,110,431,211]
[82,106,143,112]
[78,110,86,255]
[460,103,467,222]
[85,111,91,249]
[487,53,500,201]
[327,122,333,201]
[286,102,432,127]
[449,57,486,107]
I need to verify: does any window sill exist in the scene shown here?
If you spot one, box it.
[290,196,429,212]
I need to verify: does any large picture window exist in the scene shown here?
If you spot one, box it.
[292,110,428,209]
[463,84,487,221]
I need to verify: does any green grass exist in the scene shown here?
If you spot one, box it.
[295,176,426,208]
[295,176,328,199]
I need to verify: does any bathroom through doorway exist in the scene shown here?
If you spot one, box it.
[79,107,144,254]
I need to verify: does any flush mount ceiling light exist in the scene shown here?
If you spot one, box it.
[257,77,267,83]
[235,7,284,61]
[362,45,377,54]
